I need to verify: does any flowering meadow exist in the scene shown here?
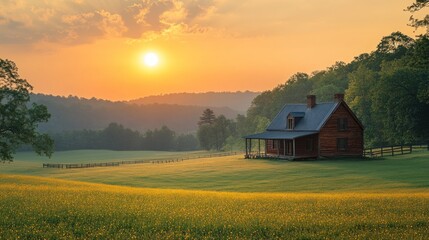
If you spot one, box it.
[1,174,428,239]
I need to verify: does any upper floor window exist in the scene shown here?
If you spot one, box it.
[287,117,294,130]
[337,118,348,131]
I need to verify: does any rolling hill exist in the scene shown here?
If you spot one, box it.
[128,91,260,112]
[31,94,240,134]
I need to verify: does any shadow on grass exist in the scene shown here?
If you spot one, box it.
[245,156,387,163]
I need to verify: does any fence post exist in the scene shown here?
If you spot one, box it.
[381,147,383,157]
[410,145,413,153]
[391,146,394,156]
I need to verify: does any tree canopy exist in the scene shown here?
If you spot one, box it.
[243,33,429,147]
[0,59,54,162]
[198,108,216,126]
[406,0,429,34]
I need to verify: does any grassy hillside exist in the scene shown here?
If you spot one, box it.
[1,174,428,239]
[3,150,429,192]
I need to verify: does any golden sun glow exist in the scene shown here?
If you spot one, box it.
[141,52,159,67]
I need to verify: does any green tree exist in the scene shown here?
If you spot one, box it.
[197,110,237,151]
[101,123,141,150]
[375,32,415,55]
[0,59,53,162]
[406,0,429,34]
[197,124,215,150]
[143,126,176,151]
[374,63,429,144]
[345,66,380,146]
[198,108,216,126]
[212,115,234,150]
[175,134,199,151]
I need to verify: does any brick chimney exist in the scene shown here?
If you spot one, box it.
[307,95,316,108]
[334,93,344,102]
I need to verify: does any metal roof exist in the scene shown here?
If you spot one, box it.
[267,102,339,131]
[244,131,318,139]
[289,112,305,118]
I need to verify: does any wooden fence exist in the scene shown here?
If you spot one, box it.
[363,144,428,158]
[42,151,238,169]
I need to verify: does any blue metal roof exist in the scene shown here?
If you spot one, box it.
[244,131,318,139]
[289,112,305,118]
[267,102,339,131]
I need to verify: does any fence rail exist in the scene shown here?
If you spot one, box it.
[363,144,428,158]
[43,151,238,169]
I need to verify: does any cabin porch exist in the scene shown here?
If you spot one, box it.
[243,132,319,160]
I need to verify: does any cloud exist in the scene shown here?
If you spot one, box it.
[0,0,217,44]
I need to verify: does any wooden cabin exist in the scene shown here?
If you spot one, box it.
[244,94,364,159]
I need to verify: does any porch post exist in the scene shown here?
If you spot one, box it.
[245,138,248,157]
[283,139,286,156]
[277,140,280,157]
[249,139,252,156]
[258,139,261,156]
[293,138,296,158]
[264,140,267,157]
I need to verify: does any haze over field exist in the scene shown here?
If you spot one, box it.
[31,94,240,133]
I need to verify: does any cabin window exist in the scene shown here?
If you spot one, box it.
[306,138,313,152]
[287,117,294,130]
[337,118,348,131]
[337,138,348,151]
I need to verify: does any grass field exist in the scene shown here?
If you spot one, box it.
[1,150,429,192]
[1,174,428,239]
[1,150,429,238]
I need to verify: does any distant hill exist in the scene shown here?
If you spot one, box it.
[128,91,260,112]
[31,94,240,134]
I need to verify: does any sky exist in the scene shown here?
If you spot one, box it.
[0,0,426,101]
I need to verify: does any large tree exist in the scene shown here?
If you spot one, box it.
[406,0,429,34]
[0,59,53,162]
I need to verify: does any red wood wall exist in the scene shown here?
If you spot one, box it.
[265,134,319,158]
[319,103,363,157]
[295,134,319,157]
[266,139,285,155]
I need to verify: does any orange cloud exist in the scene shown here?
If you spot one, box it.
[0,0,218,44]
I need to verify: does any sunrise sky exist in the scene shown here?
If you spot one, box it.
[0,0,425,101]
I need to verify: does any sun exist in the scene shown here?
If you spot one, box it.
[141,52,159,67]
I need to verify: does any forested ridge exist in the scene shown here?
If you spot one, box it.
[129,91,259,112]
[30,94,239,134]
[239,32,429,148]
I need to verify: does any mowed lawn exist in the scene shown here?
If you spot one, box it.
[1,150,429,192]
[1,175,428,239]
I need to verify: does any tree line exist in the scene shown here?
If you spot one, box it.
[30,93,239,134]
[50,123,199,151]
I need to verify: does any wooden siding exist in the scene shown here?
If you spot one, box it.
[266,139,286,155]
[265,136,319,158]
[319,102,363,157]
[295,134,319,157]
